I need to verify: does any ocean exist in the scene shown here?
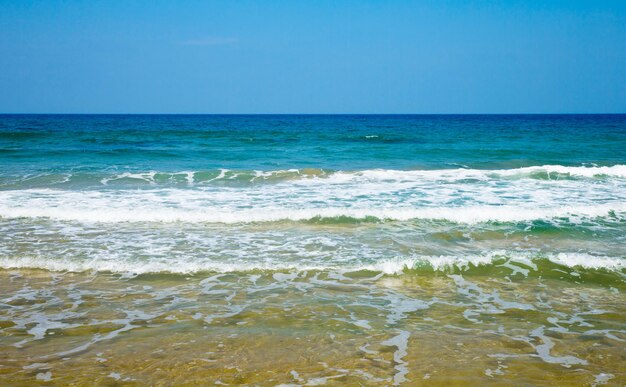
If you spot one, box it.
[0,114,624,385]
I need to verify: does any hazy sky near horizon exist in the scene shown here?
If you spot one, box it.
[1,1,625,113]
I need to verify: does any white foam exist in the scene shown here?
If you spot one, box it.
[548,253,626,270]
[0,256,330,275]
[3,164,625,225]
[381,330,411,385]
[0,252,621,275]
[96,165,626,185]
[36,372,52,381]
[593,373,615,386]
[329,164,626,181]
[1,195,624,224]
[506,164,626,178]
[529,327,588,366]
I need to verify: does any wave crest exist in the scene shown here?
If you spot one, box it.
[0,252,622,276]
[1,202,624,224]
[2,165,625,189]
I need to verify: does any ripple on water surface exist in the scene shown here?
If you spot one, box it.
[0,268,623,385]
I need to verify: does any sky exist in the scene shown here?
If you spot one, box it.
[0,0,625,114]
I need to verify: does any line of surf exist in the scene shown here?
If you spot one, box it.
[1,203,624,224]
[2,164,625,188]
[0,252,622,275]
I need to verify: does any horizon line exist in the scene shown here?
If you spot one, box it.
[1,112,625,116]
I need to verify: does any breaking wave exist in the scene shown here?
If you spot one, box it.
[0,252,622,276]
[1,165,625,189]
[1,202,625,224]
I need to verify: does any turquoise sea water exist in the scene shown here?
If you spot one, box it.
[1,114,625,273]
[3,114,626,173]
[0,114,625,384]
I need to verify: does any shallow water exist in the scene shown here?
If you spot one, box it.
[0,114,625,385]
[1,269,623,385]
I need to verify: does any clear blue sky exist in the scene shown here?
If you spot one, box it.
[1,1,625,113]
